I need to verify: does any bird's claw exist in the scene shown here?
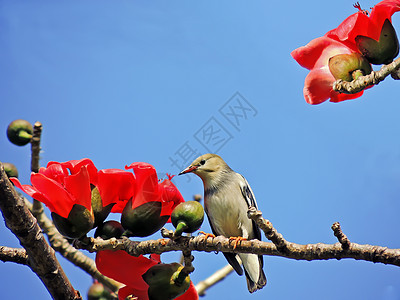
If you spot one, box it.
[229,236,247,249]
[198,231,216,240]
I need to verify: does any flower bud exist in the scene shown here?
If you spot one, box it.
[7,119,33,146]
[87,282,113,300]
[3,162,18,178]
[121,200,169,237]
[51,204,94,239]
[171,201,204,236]
[94,220,124,240]
[356,19,399,65]
[329,52,372,81]
[142,263,190,300]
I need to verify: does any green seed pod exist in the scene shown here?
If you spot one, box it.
[142,263,190,300]
[87,282,113,300]
[3,162,18,178]
[356,19,399,65]
[329,52,372,81]
[94,220,124,240]
[51,204,94,239]
[6,119,33,146]
[121,200,169,237]
[171,201,204,236]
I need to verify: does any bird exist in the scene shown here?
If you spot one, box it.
[179,153,266,293]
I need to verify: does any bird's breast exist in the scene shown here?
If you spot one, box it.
[204,188,250,238]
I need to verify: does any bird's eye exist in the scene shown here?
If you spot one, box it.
[199,159,206,166]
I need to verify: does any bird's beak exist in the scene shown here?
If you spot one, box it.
[178,165,197,175]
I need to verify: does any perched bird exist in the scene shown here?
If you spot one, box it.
[179,153,266,293]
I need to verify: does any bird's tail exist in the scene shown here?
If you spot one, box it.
[240,253,267,293]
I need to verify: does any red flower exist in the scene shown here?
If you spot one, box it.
[11,159,96,218]
[95,250,198,300]
[291,0,400,105]
[116,162,185,237]
[113,162,184,217]
[11,159,135,219]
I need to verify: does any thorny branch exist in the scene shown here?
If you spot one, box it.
[333,56,400,94]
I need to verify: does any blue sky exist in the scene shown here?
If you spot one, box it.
[1,1,400,299]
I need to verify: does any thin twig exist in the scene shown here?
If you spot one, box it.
[195,264,234,296]
[0,246,29,265]
[332,222,351,250]
[30,121,43,213]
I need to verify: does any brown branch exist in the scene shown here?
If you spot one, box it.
[0,246,29,265]
[30,121,43,214]
[74,211,400,268]
[195,264,234,296]
[0,163,81,299]
[332,222,351,250]
[23,198,123,293]
[333,56,400,94]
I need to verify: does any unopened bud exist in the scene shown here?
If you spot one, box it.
[7,119,33,146]
[3,162,18,178]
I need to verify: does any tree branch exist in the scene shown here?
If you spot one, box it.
[23,198,123,293]
[333,56,400,94]
[74,210,400,268]
[195,264,234,296]
[0,246,28,265]
[30,121,44,215]
[0,162,81,300]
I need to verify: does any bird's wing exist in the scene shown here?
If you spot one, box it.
[239,174,261,242]
[207,213,244,276]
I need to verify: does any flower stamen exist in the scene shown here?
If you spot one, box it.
[353,2,369,15]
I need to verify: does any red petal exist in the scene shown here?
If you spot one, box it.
[176,281,199,300]
[158,179,185,217]
[95,250,157,291]
[369,0,400,39]
[97,169,135,207]
[303,67,336,105]
[126,162,161,209]
[61,159,98,184]
[30,173,75,218]
[326,11,371,42]
[291,36,354,70]
[118,286,148,300]
[39,163,69,185]
[10,177,56,212]
[63,166,92,211]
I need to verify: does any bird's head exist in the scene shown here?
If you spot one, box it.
[179,153,229,181]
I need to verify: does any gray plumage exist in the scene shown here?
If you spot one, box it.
[179,153,266,293]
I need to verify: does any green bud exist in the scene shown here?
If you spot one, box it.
[94,220,124,240]
[6,119,33,146]
[87,282,113,300]
[3,162,18,178]
[91,186,114,228]
[171,201,204,236]
[356,19,399,65]
[142,263,190,300]
[329,52,372,81]
[121,200,169,237]
[51,204,95,239]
